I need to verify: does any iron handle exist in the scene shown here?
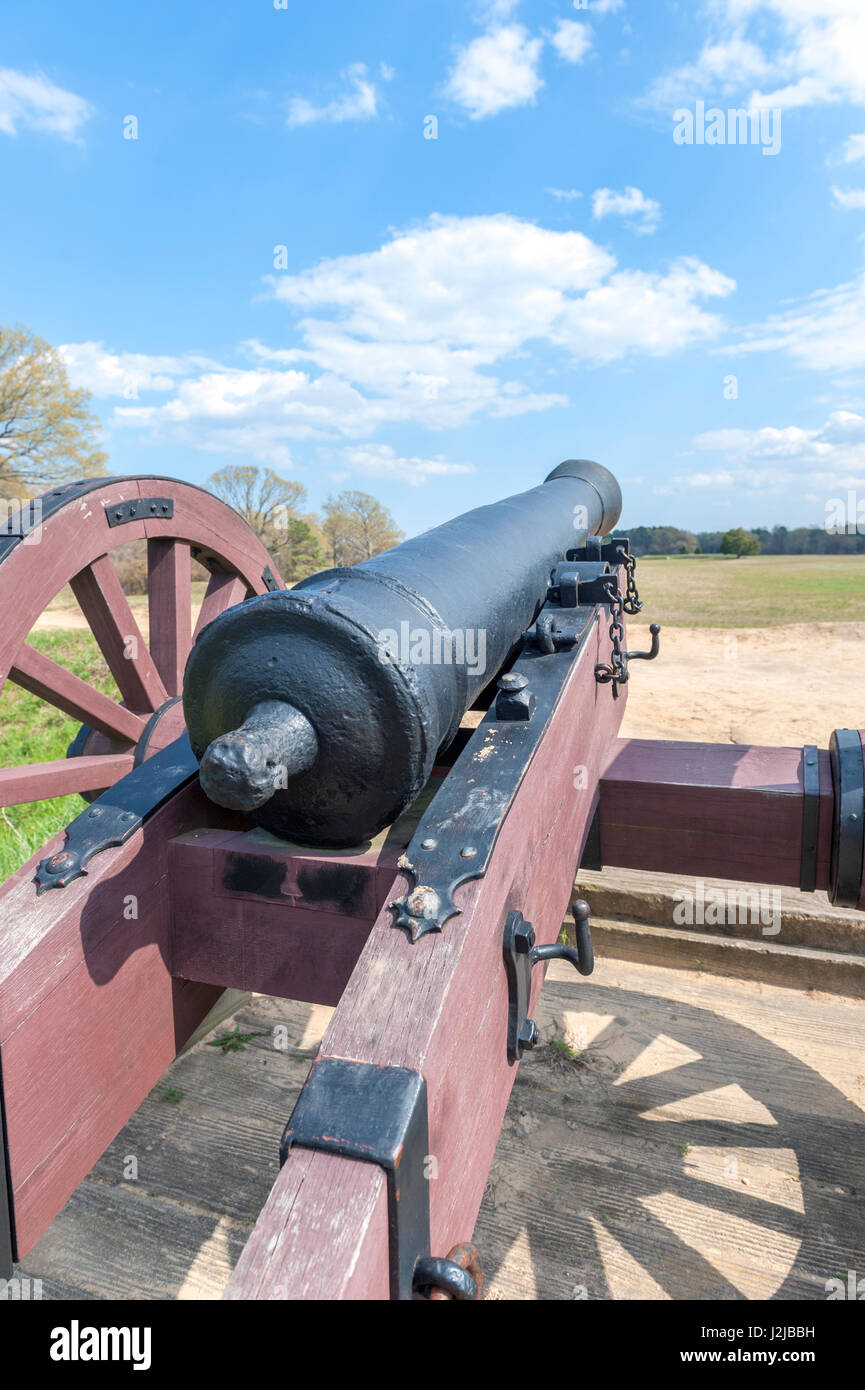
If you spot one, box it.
[625,622,661,662]
[531,898,593,976]
[504,900,595,1062]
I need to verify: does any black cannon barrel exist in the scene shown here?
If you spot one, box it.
[183,458,622,846]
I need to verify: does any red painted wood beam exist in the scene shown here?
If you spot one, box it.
[0,783,241,1259]
[168,829,385,1005]
[193,571,250,641]
[70,554,169,714]
[147,538,191,697]
[597,738,833,890]
[227,609,625,1300]
[8,643,145,745]
[0,754,134,807]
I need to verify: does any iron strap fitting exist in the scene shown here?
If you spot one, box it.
[800,744,820,894]
[391,616,597,940]
[34,736,198,892]
[105,497,174,527]
[828,729,865,909]
[280,1057,481,1301]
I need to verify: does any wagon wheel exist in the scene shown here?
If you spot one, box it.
[0,475,281,814]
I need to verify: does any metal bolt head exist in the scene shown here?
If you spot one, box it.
[498,672,528,693]
[47,851,75,873]
[519,1020,540,1052]
[459,845,478,860]
[514,918,536,953]
[421,837,438,850]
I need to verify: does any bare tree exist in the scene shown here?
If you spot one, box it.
[0,324,106,497]
[205,464,324,582]
[321,489,404,566]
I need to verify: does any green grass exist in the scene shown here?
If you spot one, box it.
[629,553,865,628]
[1,631,119,880]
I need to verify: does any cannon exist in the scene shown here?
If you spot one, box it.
[0,464,862,1301]
[183,458,625,845]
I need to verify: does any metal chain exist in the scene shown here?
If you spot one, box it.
[595,578,629,699]
[616,546,643,616]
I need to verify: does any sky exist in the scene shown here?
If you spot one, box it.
[2,0,865,536]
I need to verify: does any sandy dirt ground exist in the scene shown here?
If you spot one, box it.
[620,621,864,747]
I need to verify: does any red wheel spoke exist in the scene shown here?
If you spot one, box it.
[9,644,146,744]
[147,538,191,696]
[0,754,135,807]
[70,554,168,713]
[193,571,250,641]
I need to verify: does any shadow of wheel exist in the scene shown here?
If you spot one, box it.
[475,977,865,1301]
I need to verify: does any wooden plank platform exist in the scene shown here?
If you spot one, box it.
[13,952,865,1300]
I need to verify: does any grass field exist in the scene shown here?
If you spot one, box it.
[2,554,863,880]
[629,553,865,627]
[0,632,119,880]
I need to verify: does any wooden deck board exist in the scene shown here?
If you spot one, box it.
[13,957,865,1301]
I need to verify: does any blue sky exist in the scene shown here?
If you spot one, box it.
[2,0,865,535]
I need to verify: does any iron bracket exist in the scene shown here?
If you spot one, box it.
[800,744,820,894]
[567,536,630,564]
[280,1056,430,1301]
[105,496,174,527]
[0,1048,14,1278]
[829,729,865,908]
[34,736,199,893]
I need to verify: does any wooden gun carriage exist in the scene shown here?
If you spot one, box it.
[0,463,862,1300]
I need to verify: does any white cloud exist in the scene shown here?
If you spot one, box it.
[335,445,475,486]
[58,343,214,398]
[546,187,583,200]
[0,67,93,141]
[679,410,865,492]
[551,19,593,65]
[838,133,865,164]
[645,2,865,112]
[591,0,625,12]
[286,63,380,128]
[268,214,731,370]
[481,0,522,17]
[729,270,865,372]
[75,215,733,466]
[551,257,733,360]
[445,24,544,119]
[831,186,865,210]
[592,185,661,234]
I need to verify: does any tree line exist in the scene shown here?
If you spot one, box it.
[611,524,865,558]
